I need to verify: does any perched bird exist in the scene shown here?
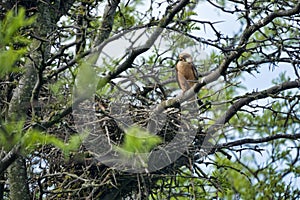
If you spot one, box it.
[175,52,203,106]
[175,52,198,92]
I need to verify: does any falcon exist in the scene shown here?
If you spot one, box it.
[175,52,198,92]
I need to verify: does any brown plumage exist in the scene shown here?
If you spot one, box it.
[175,52,198,92]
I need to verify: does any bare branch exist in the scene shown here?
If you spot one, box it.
[95,0,121,46]
[238,2,300,46]
[0,147,19,174]
[106,0,190,80]
[214,133,300,150]
[150,2,300,114]
[206,79,300,135]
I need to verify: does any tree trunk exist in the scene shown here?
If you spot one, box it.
[8,158,31,200]
[6,1,75,198]
[0,172,4,200]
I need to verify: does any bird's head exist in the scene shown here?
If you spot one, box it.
[178,52,193,64]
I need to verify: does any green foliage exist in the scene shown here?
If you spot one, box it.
[115,126,161,167]
[213,157,255,199]
[210,150,300,199]
[223,73,300,199]
[272,71,289,84]
[22,129,85,158]
[231,72,298,136]
[150,167,233,199]
[217,0,226,7]
[114,1,144,30]
[0,8,35,77]
[0,119,84,158]
[0,119,25,151]
[116,126,161,155]
[75,54,99,99]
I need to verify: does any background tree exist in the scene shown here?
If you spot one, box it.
[0,0,299,199]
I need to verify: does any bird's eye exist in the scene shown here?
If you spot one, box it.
[179,57,185,61]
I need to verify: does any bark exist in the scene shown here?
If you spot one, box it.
[215,133,300,150]
[0,147,19,174]
[5,1,75,199]
[7,26,40,200]
[0,173,3,200]
[7,158,31,200]
[95,0,121,46]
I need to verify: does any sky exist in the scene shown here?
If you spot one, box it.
[137,1,296,91]
[192,1,300,188]
[193,1,298,91]
[97,0,299,122]
[92,0,300,189]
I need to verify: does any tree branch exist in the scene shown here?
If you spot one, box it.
[238,2,300,46]
[95,0,121,46]
[42,0,192,129]
[106,0,190,80]
[206,79,300,136]
[213,133,300,151]
[149,2,300,117]
[0,147,19,175]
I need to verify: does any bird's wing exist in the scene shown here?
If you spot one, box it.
[192,63,198,80]
[176,65,190,92]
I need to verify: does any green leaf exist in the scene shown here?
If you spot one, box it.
[0,118,84,159]
[0,119,25,151]
[75,55,98,99]
[117,126,161,155]
[0,8,36,77]
[22,129,86,158]
[114,126,161,168]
